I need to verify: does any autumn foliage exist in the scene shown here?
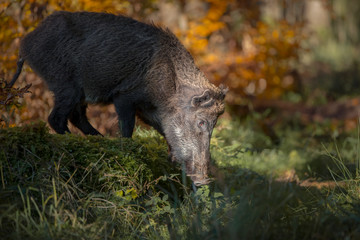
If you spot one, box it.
[0,78,31,127]
[0,0,305,131]
[209,21,304,102]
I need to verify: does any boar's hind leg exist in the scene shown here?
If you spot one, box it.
[69,102,101,136]
[114,96,136,138]
[48,87,81,134]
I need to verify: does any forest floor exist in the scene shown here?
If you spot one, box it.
[0,117,360,239]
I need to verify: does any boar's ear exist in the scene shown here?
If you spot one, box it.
[191,89,214,108]
[219,84,229,100]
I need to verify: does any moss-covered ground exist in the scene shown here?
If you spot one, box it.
[0,119,360,239]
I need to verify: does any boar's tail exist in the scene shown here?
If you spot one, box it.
[7,58,25,88]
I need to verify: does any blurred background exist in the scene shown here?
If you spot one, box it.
[1,0,360,136]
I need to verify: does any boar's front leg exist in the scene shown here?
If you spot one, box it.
[114,96,136,138]
[69,101,101,135]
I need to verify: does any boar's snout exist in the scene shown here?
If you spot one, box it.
[188,174,212,186]
[168,145,212,186]
[185,149,212,186]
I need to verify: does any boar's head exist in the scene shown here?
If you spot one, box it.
[164,84,227,186]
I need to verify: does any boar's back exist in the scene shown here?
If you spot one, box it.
[21,11,165,103]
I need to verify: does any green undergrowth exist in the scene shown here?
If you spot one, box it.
[0,122,182,239]
[0,120,360,239]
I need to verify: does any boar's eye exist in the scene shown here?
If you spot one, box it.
[197,120,208,131]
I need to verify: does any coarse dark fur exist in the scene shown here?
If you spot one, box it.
[10,11,227,186]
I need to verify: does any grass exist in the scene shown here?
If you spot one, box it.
[0,119,360,239]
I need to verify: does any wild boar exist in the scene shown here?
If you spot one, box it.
[8,11,227,186]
